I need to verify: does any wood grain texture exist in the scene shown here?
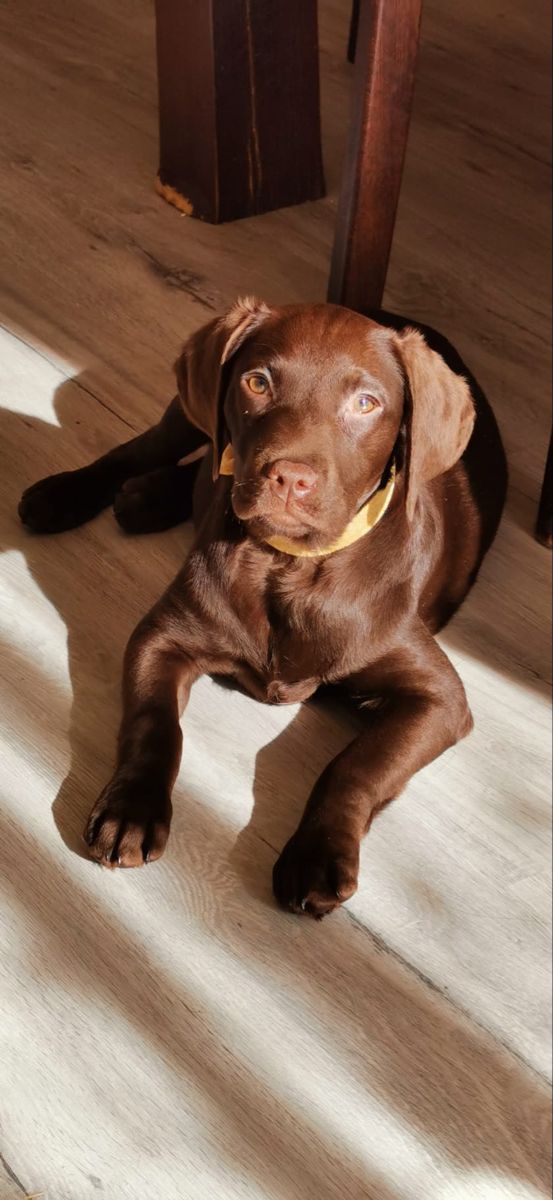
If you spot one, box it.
[329,0,423,310]
[0,0,551,1196]
[155,0,324,222]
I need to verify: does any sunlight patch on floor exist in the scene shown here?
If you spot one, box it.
[0,320,81,415]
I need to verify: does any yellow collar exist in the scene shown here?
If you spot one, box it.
[219,444,396,558]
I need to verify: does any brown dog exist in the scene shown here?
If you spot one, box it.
[19,301,507,917]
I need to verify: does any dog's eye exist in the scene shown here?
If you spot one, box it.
[354,393,378,414]
[245,373,269,396]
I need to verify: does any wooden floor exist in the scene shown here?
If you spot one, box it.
[0,0,551,1197]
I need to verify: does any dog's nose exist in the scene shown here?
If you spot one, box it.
[267,460,317,503]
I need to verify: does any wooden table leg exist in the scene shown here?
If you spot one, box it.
[535,434,552,548]
[328,0,422,312]
[154,0,324,224]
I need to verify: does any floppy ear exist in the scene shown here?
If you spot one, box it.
[174,296,271,479]
[393,328,475,520]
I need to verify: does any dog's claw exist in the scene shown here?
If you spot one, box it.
[84,776,171,869]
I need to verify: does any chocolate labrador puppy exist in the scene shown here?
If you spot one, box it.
[19,301,507,917]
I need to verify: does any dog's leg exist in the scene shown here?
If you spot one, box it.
[273,627,473,918]
[113,462,203,533]
[19,395,206,533]
[84,599,205,867]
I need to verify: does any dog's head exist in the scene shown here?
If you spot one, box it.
[176,300,475,548]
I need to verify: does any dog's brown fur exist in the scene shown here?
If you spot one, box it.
[19,302,507,917]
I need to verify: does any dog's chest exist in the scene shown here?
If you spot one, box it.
[224,544,377,700]
[249,569,367,697]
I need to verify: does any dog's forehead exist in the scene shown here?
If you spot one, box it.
[244,304,400,384]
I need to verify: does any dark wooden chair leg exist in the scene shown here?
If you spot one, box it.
[535,434,552,548]
[154,0,324,224]
[328,0,422,312]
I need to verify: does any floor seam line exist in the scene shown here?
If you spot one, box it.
[345,908,551,1087]
[256,831,549,1088]
[71,377,137,432]
[0,1150,27,1196]
[0,320,139,434]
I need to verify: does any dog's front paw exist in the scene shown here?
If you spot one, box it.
[84,774,172,868]
[19,468,109,533]
[272,825,359,918]
[113,468,185,534]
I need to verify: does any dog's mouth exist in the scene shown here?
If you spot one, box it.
[231,485,323,544]
[241,511,316,544]
[228,466,360,549]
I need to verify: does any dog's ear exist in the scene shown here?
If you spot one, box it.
[393,328,475,520]
[175,297,272,479]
